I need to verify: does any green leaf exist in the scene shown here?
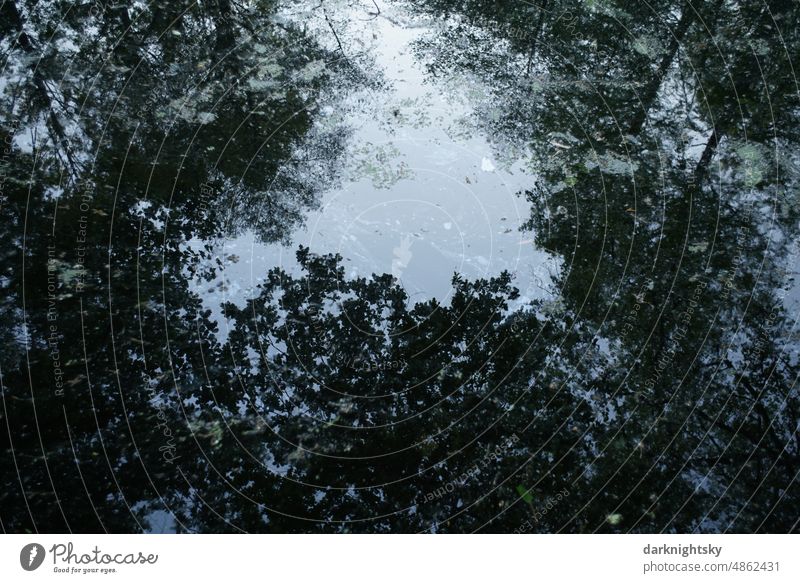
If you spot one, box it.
[516,485,534,504]
[606,513,623,525]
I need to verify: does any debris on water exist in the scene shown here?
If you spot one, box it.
[606,513,623,526]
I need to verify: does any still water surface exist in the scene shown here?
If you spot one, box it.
[1,0,799,533]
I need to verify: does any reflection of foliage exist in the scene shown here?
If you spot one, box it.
[0,0,361,532]
[408,0,800,533]
[349,142,414,189]
[1,0,799,534]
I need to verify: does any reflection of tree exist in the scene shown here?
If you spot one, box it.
[1,0,798,533]
[0,0,363,532]
[410,0,800,532]
[177,250,598,532]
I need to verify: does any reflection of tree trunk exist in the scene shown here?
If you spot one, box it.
[694,110,731,184]
[4,0,78,175]
[321,1,347,59]
[526,0,548,76]
[215,0,235,51]
[4,1,32,52]
[628,3,693,134]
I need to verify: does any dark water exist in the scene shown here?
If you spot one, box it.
[1,0,799,533]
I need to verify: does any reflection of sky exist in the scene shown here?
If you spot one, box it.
[189,1,560,337]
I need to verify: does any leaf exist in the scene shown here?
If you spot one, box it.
[606,513,623,525]
[516,485,534,504]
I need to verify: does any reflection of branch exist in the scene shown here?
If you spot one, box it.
[526,0,548,76]
[361,0,380,20]
[6,0,80,177]
[30,125,37,164]
[321,1,347,59]
[694,112,728,184]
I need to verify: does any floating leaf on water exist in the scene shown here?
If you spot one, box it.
[632,35,664,58]
[516,485,534,504]
[586,152,639,175]
[196,112,216,124]
[606,513,623,525]
[294,59,327,83]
